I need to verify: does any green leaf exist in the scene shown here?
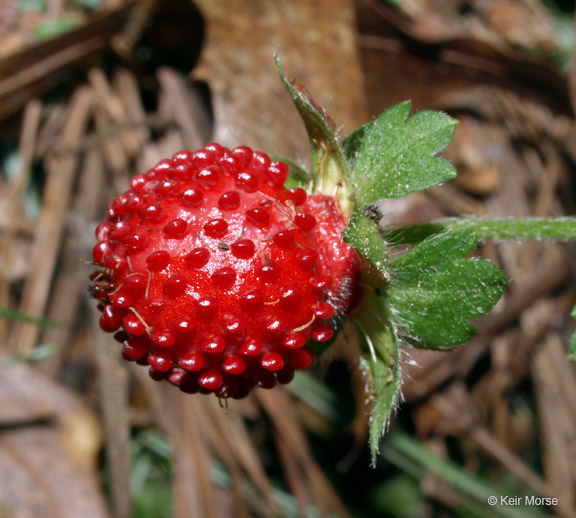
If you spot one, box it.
[569,305,576,360]
[351,101,458,203]
[0,307,59,327]
[274,54,354,213]
[388,230,508,347]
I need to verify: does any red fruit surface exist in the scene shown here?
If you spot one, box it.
[90,144,360,398]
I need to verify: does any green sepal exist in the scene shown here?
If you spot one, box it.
[274,54,354,213]
[350,101,458,204]
[388,230,508,347]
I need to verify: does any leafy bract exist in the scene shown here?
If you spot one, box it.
[274,55,354,214]
[388,230,508,347]
[349,101,458,204]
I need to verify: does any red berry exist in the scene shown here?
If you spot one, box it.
[89,145,360,398]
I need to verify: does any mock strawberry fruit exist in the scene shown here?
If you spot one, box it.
[90,143,360,398]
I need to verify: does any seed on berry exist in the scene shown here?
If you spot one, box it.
[310,276,329,290]
[168,367,190,387]
[198,368,223,390]
[223,317,247,342]
[217,153,239,175]
[311,321,334,342]
[109,221,132,242]
[185,247,210,268]
[170,164,194,181]
[261,352,284,371]
[173,316,195,334]
[179,351,205,371]
[231,239,255,259]
[110,291,132,308]
[163,274,188,297]
[265,315,288,336]
[124,273,147,293]
[297,249,317,269]
[279,284,300,309]
[122,338,148,360]
[204,142,227,158]
[130,174,148,193]
[211,267,236,289]
[191,149,213,168]
[315,302,335,319]
[122,233,149,251]
[250,151,271,172]
[163,219,188,238]
[154,179,179,198]
[124,193,145,212]
[276,366,295,385]
[196,167,220,188]
[290,347,315,370]
[256,263,280,283]
[239,337,263,356]
[179,188,204,207]
[148,367,167,381]
[93,241,112,264]
[95,222,111,240]
[231,146,253,167]
[154,159,171,174]
[146,250,171,270]
[273,230,295,249]
[282,332,307,349]
[246,208,270,228]
[151,329,176,348]
[266,161,289,187]
[123,314,147,335]
[236,170,259,193]
[286,188,307,206]
[218,191,241,210]
[100,304,123,332]
[294,212,316,231]
[148,351,173,372]
[140,204,164,221]
[172,149,194,166]
[105,255,126,270]
[204,219,228,238]
[195,295,219,320]
[239,288,264,312]
[222,355,246,375]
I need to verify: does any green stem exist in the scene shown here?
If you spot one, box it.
[386,217,576,245]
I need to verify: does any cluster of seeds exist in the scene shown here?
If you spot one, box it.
[91,143,359,398]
